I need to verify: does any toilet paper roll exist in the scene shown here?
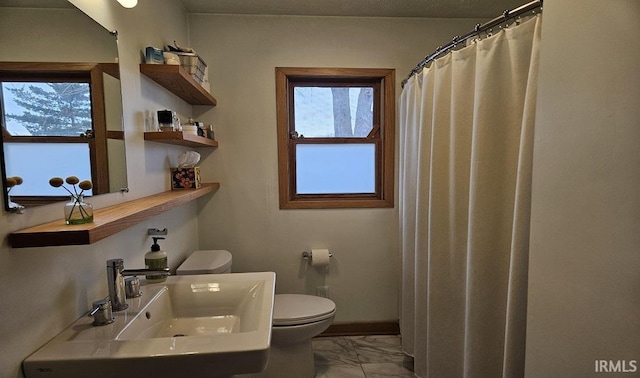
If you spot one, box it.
[311,249,331,267]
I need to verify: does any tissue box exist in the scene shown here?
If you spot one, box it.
[170,167,201,189]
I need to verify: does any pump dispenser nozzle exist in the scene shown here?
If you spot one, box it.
[151,237,165,251]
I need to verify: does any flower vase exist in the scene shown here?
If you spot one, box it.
[64,194,93,225]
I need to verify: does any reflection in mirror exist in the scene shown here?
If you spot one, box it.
[0,0,127,212]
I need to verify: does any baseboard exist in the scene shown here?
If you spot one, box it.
[317,321,400,337]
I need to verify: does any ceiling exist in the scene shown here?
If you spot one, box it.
[0,0,72,7]
[0,0,533,18]
[179,0,531,18]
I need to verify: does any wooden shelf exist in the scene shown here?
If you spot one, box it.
[8,183,220,248]
[144,131,218,147]
[139,64,217,106]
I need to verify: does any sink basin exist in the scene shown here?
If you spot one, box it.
[23,272,276,378]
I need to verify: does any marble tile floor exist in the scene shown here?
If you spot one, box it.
[312,335,414,378]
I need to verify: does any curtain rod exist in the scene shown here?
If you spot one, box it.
[401,0,543,87]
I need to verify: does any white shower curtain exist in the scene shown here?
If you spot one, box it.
[399,15,542,378]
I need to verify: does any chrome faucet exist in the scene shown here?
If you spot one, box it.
[106,258,170,311]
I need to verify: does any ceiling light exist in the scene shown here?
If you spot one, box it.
[117,0,138,8]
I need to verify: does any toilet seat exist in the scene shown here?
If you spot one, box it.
[273,294,336,326]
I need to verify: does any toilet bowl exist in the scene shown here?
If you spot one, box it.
[176,250,336,378]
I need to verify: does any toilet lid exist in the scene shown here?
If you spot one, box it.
[176,250,232,275]
[273,294,336,326]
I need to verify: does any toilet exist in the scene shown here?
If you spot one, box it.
[176,250,336,378]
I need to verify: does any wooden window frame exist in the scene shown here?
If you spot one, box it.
[0,62,111,197]
[275,67,395,209]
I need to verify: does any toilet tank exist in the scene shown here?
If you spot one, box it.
[176,250,232,275]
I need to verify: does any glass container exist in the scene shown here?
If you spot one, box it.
[64,194,93,224]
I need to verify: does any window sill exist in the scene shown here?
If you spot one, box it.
[279,197,394,209]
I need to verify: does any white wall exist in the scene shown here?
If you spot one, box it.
[0,1,202,377]
[526,0,640,376]
[188,14,481,323]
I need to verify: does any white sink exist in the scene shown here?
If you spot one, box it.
[23,272,276,378]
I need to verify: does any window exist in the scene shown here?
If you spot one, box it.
[0,63,114,206]
[275,67,395,209]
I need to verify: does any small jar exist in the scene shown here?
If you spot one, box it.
[64,194,94,225]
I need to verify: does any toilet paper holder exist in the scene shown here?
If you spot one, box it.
[301,250,333,260]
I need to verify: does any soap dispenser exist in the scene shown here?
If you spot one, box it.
[145,237,168,282]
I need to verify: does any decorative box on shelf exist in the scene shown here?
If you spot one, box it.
[170,167,201,189]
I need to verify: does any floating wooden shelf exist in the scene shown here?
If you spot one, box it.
[139,64,217,106]
[144,131,218,147]
[8,183,220,248]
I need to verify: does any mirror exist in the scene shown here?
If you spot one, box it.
[0,0,127,212]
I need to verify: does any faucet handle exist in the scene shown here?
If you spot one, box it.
[106,258,124,271]
[89,299,115,326]
[125,276,142,298]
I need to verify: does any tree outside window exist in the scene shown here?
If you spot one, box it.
[2,82,91,137]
